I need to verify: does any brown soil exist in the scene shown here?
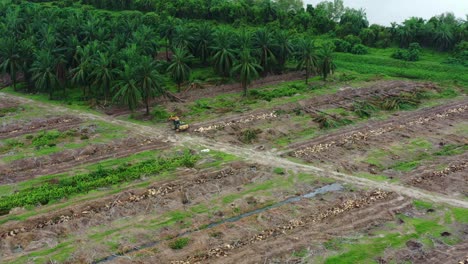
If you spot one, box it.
[407,153,468,196]
[120,190,411,264]
[103,72,304,117]
[289,100,467,196]
[191,81,437,146]
[0,99,19,110]
[0,137,168,184]
[0,116,82,140]
[290,100,467,159]
[0,163,269,257]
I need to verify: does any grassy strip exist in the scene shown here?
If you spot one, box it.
[0,150,198,215]
[335,52,468,86]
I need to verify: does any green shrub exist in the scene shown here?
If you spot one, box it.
[392,43,421,61]
[169,237,190,250]
[334,39,352,52]
[151,105,170,121]
[273,167,285,175]
[351,44,368,55]
[32,130,62,148]
[240,129,261,143]
[446,41,468,66]
[344,35,362,46]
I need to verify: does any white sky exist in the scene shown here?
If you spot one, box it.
[304,0,468,26]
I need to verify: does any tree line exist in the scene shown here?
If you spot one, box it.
[0,1,335,113]
[74,0,466,51]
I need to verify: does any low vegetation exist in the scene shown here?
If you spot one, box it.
[0,150,198,215]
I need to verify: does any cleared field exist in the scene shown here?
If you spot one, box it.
[0,78,467,264]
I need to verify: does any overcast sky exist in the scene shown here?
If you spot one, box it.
[304,0,468,26]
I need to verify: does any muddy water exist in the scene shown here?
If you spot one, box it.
[94,183,343,263]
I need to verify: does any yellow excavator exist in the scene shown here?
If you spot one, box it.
[168,116,189,132]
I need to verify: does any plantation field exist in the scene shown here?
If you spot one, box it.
[1,74,467,264]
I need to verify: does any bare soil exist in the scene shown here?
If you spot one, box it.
[0,116,82,140]
[0,99,19,110]
[0,162,272,258]
[191,81,437,147]
[113,190,411,264]
[0,137,168,184]
[403,153,467,196]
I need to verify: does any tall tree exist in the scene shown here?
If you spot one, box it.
[112,64,141,111]
[0,37,22,90]
[211,28,236,77]
[91,52,117,103]
[273,30,293,72]
[318,43,336,80]
[30,50,60,99]
[132,25,158,56]
[232,49,262,96]
[137,56,165,115]
[194,23,213,64]
[295,38,318,84]
[167,47,192,92]
[252,28,277,74]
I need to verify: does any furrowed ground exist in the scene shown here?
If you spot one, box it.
[0,72,467,264]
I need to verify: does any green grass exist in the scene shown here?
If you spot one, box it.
[434,144,468,156]
[452,208,468,223]
[413,200,433,210]
[392,160,421,172]
[334,50,468,86]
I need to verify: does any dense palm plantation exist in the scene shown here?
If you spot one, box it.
[0,0,466,112]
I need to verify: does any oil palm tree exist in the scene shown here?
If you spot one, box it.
[318,43,336,80]
[91,52,117,103]
[194,23,213,64]
[30,50,60,99]
[113,64,141,111]
[137,56,165,115]
[295,38,319,84]
[252,28,277,74]
[232,49,262,96]
[273,30,293,73]
[211,28,236,77]
[167,47,192,92]
[0,37,22,90]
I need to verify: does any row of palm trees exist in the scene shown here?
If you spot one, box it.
[0,4,336,113]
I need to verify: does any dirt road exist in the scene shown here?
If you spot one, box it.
[2,92,467,208]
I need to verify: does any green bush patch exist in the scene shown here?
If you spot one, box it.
[169,237,190,250]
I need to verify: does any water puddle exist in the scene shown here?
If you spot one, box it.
[94,183,343,263]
